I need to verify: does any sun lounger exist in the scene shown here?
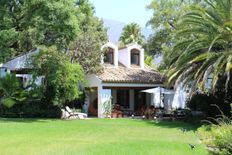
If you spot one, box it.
[65,106,87,119]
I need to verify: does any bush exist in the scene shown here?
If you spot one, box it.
[0,74,28,108]
[187,75,232,118]
[186,93,231,117]
[198,104,232,155]
[198,123,232,155]
[32,47,86,107]
[0,101,61,118]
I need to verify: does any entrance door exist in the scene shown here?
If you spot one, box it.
[87,88,98,117]
[134,90,147,114]
[116,90,129,109]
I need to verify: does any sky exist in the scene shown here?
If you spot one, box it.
[89,0,153,28]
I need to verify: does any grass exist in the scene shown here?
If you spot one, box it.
[0,118,207,155]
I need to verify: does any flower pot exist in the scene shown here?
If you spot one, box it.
[111,112,117,118]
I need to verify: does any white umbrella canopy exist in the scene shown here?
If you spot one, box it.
[141,87,175,108]
[141,87,174,94]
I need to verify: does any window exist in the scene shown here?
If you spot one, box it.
[104,47,114,64]
[131,49,140,65]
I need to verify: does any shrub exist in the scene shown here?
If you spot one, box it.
[32,47,86,107]
[186,93,231,117]
[198,105,232,155]
[0,74,28,108]
[198,123,232,155]
[0,101,61,118]
[187,75,232,118]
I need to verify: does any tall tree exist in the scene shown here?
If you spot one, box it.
[68,0,107,74]
[32,46,85,106]
[146,0,201,70]
[0,0,79,63]
[167,0,232,91]
[119,23,144,45]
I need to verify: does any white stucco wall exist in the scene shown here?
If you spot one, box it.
[163,94,174,112]
[86,74,102,88]
[15,74,44,87]
[86,74,104,117]
[101,42,119,67]
[127,43,144,69]
[118,43,144,69]
[0,67,10,78]
[118,48,129,67]
[172,84,188,109]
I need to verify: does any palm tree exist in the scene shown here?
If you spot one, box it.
[119,23,144,45]
[167,0,232,91]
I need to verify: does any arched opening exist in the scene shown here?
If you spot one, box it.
[104,47,114,64]
[131,49,140,65]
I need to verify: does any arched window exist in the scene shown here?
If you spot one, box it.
[131,49,140,65]
[104,47,114,64]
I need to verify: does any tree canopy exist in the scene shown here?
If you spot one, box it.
[146,0,202,68]
[0,0,107,75]
[119,23,144,45]
[166,0,232,91]
[32,46,85,106]
[68,0,107,74]
[0,0,79,63]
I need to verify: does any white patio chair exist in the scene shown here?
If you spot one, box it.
[65,106,87,119]
[61,109,70,119]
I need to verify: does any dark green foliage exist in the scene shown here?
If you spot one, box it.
[0,101,61,118]
[198,104,232,155]
[146,0,202,71]
[119,23,144,45]
[144,54,154,67]
[0,0,79,63]
[0,0,102,118]
[146,0,199,54]
[144,30,170,56]
[166,0,232,90]
[187,76,232,117]
[68,0,107,74]
[187,93,231,117]
[0,74,28,108]
[0,73,60,118]
[199,124,232,155]
[32,46,86,107]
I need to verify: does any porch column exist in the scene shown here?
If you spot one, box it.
[97,86,103,118]
[146,93,151,106]
[83,91,90,114]
[129,90,134,111]
[98,87,112,118]
[112,89,117,105]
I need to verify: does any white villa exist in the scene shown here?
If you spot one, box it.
[0,20,188,118]
[0,43,188,118]
[85,42,165,117]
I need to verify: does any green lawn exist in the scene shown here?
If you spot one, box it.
[0,118,207,155]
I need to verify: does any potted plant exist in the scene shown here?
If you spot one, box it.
[111,109,117,118]
[103,98,112,118]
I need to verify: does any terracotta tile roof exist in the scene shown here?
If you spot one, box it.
[97,63,164,84]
